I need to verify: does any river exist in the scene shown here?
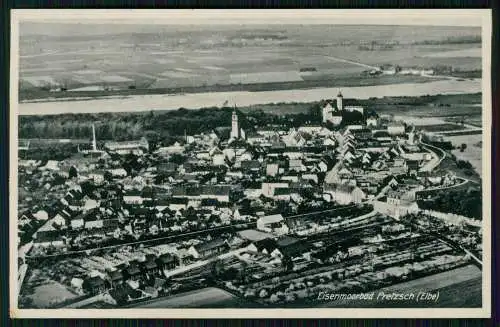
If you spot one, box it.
[18,79,481,116]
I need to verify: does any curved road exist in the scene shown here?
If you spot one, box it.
[419,140,446,172]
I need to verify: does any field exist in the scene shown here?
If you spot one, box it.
[320,265,482,308]
[416,124,466,132]
[132,287,250,308]
[447,134,483,176]
[19,268,81,308]
[19,24,481,101]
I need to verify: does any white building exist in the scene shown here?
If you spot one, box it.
[256,214,290,236]
[366,116,378,127]
[105,138,149,155]
[324,183,366,205]
[388,123,405,135]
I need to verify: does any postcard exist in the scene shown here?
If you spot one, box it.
[9,9,492,318]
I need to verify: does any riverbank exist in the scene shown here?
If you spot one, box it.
[18,79,481,115]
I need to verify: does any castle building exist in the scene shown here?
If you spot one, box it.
[322,91,344,126]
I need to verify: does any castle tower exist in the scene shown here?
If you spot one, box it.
[92,123,97,151]
[336,90,343,111]
[230,109,240,139]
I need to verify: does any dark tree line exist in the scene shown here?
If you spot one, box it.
[417,187,482,219]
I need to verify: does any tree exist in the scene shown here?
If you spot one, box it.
[104,171,113,182]
[460,143,467,152]
[282,256,293,271]
[169,154,186,165]
[68,166,78,179]
[144,130,160,151]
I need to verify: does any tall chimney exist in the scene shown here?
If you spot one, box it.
[92,124,97,151]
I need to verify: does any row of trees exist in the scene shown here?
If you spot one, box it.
[417,187,482,219]
[19,104,325,144]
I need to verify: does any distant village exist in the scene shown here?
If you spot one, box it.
[17,91,482,308]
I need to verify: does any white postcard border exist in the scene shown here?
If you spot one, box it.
[9,9,492,319]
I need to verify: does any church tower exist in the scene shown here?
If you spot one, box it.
[230,109,240,139]
[336,90,343,111]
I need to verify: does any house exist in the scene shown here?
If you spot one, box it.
[273,188,291,201]
[374,197,419,219]
[70,215,85,230]
[70,277,84,292]
[88,171,105,184]
[52,213,67,227]
[85,218,104,230]
[323,136,337,147]
[388,123,405,135]
[104,138,149,155]
[390,157,408,175]
[256,214,290,236]
[141,255,160,276]
[157,142,185,155]
[233,207,255,221]
[33,210,49,221]
[241,160,262,174]
[407,160,420,176]
[288,159,306,172]
[283,129,307,147]
[123,190,145,205]
[109,168,128,178]
[324,183,366,205]
[188,238,230,259]
[83,276,107,295]
[200,185,234,203]
[301,173,319,184]
[247,237,310,269]
[18,212,36,228]
[247,238,282,257]
[168,197,188,211]
[124,262,142,281]
[157,253,178,271]
[266,163,280,177]
[261,183,289,198]
[108,270,124,287]
[366,115,379,127]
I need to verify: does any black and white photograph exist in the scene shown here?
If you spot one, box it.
[9,9,492,318]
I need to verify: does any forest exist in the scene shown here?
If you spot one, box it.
[18,102,364,145]
[417,186,482,219]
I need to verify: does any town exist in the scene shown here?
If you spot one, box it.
[17,91,483,309]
